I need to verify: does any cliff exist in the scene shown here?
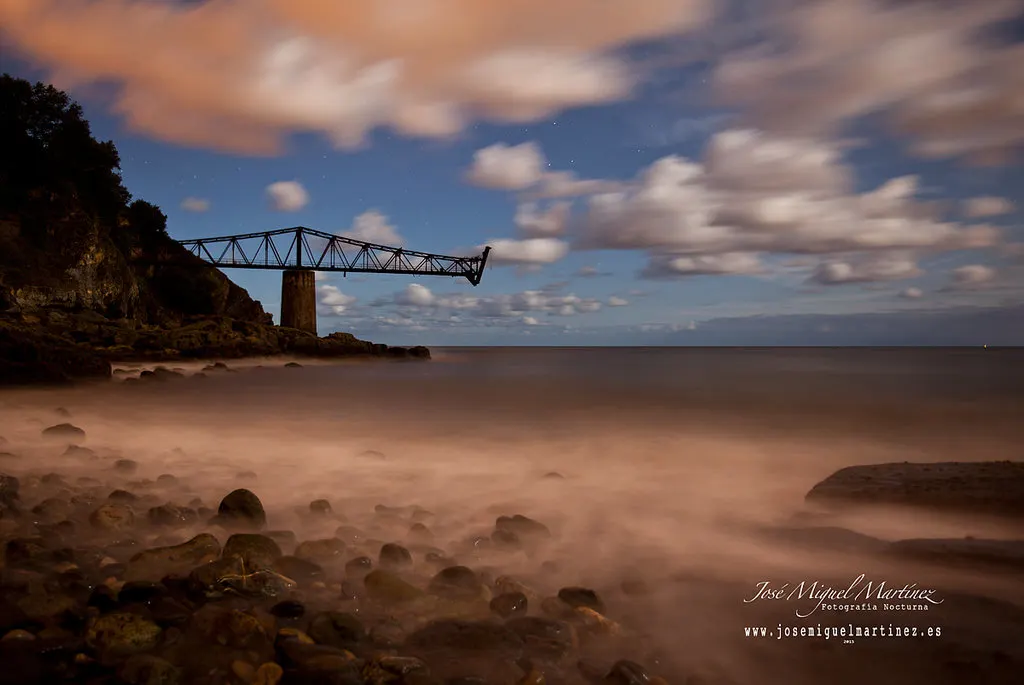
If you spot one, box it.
[0,74,426,385]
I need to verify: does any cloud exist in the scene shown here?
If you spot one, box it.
[948,264,997,290]
[607,296,629,306]
[266,181,309,211]
[642,252,764,279]
[317,285,356,315]
[395,283,436,307]
[713,0,1024,163]
[514,202,571,237]
[901,287,923,299]
[483,238,570,266]
[379,283,602,321]
[963,196,1015,219]
[314,271,331,282]
[340,210,403,245]
[529,171,625,199]
[522,316,540,326]
[574,129,999,272]
[576,265,610,278]
[180,197,210,212]
[808,254,922,285]
[0,1,714,154]
[464,142,546,190]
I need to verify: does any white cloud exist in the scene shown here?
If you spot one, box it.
[575,129,999,267]
[608,296,629,306]
[949,264,997,290]
[396,283,436,307]
[266,181,309,212]
[808,254,922,285]
[963,196,1015,219]
[901,287,923,299]
[317,285,356,315]
[0,1,713,154]
[643,252,764,279]
[341,210,403,245]
[514,202,571,237]
[530,171,624,199]
[713,0,1024,164]
[523,316,540,326]
[314,271,330,281]
[484,238,570,266]
[464,142,546,190]
[181,197,210,212]
[381,283,602,320]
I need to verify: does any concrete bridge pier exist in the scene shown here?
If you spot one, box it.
[280,269,317,335]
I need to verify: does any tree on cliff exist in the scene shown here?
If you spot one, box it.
[0,74,131,234]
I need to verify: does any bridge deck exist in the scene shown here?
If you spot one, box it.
[173,226,489,285]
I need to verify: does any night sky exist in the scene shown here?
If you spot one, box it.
[1,0,1022,345]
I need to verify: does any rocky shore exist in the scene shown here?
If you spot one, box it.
[0,312,431,386]
[0,415,674,685]
[1,398,1022,685]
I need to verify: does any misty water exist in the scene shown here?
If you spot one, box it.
[2,347,1023,684]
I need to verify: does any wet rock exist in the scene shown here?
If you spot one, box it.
[30,497,71,523]
[40,472,65,485]
[41,423,85,441]
[344,556,373,578]
[125,533,222,582]
[89,503,135,531]
[109,489,138,503]
[273,556,324,583]
[557,587,605,615]
[408,522,434,542]
[64,445,96,458]
[307,611,367,648]
[266,530,298,549]
[223,533,284,570]
[114,459,139,474]
[309,499,332,515]
[294,538,345,564]
[520,669,547,685]
[604,660,652,685]
[805,461,1024,518]
[156,474,178,487]
[406,619,523,651]
[495,515,551,541]
[147,504,198,527]
[214,488,267,530]
[363,570,425,603]
[117,654,182,685]
[254,662,284,685]
[505,617,575,659]
[363,655,430,684]
[490,592,528,618]
[491,528,521,550]
[86,612,163,659]
[270,600,306,619]
[190,604,269,650]
[541,597,573,619]
[428,566,487,601]
[572,607,621,637]
[1,629,35,641]
[117,580,167,605]
[0,473,19,505]
[379,543,413,571]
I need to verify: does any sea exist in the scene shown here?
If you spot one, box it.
[1,346,1022,683]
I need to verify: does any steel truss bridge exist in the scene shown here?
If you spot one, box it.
[175,226,490,286]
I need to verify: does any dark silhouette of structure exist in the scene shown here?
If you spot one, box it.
[174,227,490,335]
